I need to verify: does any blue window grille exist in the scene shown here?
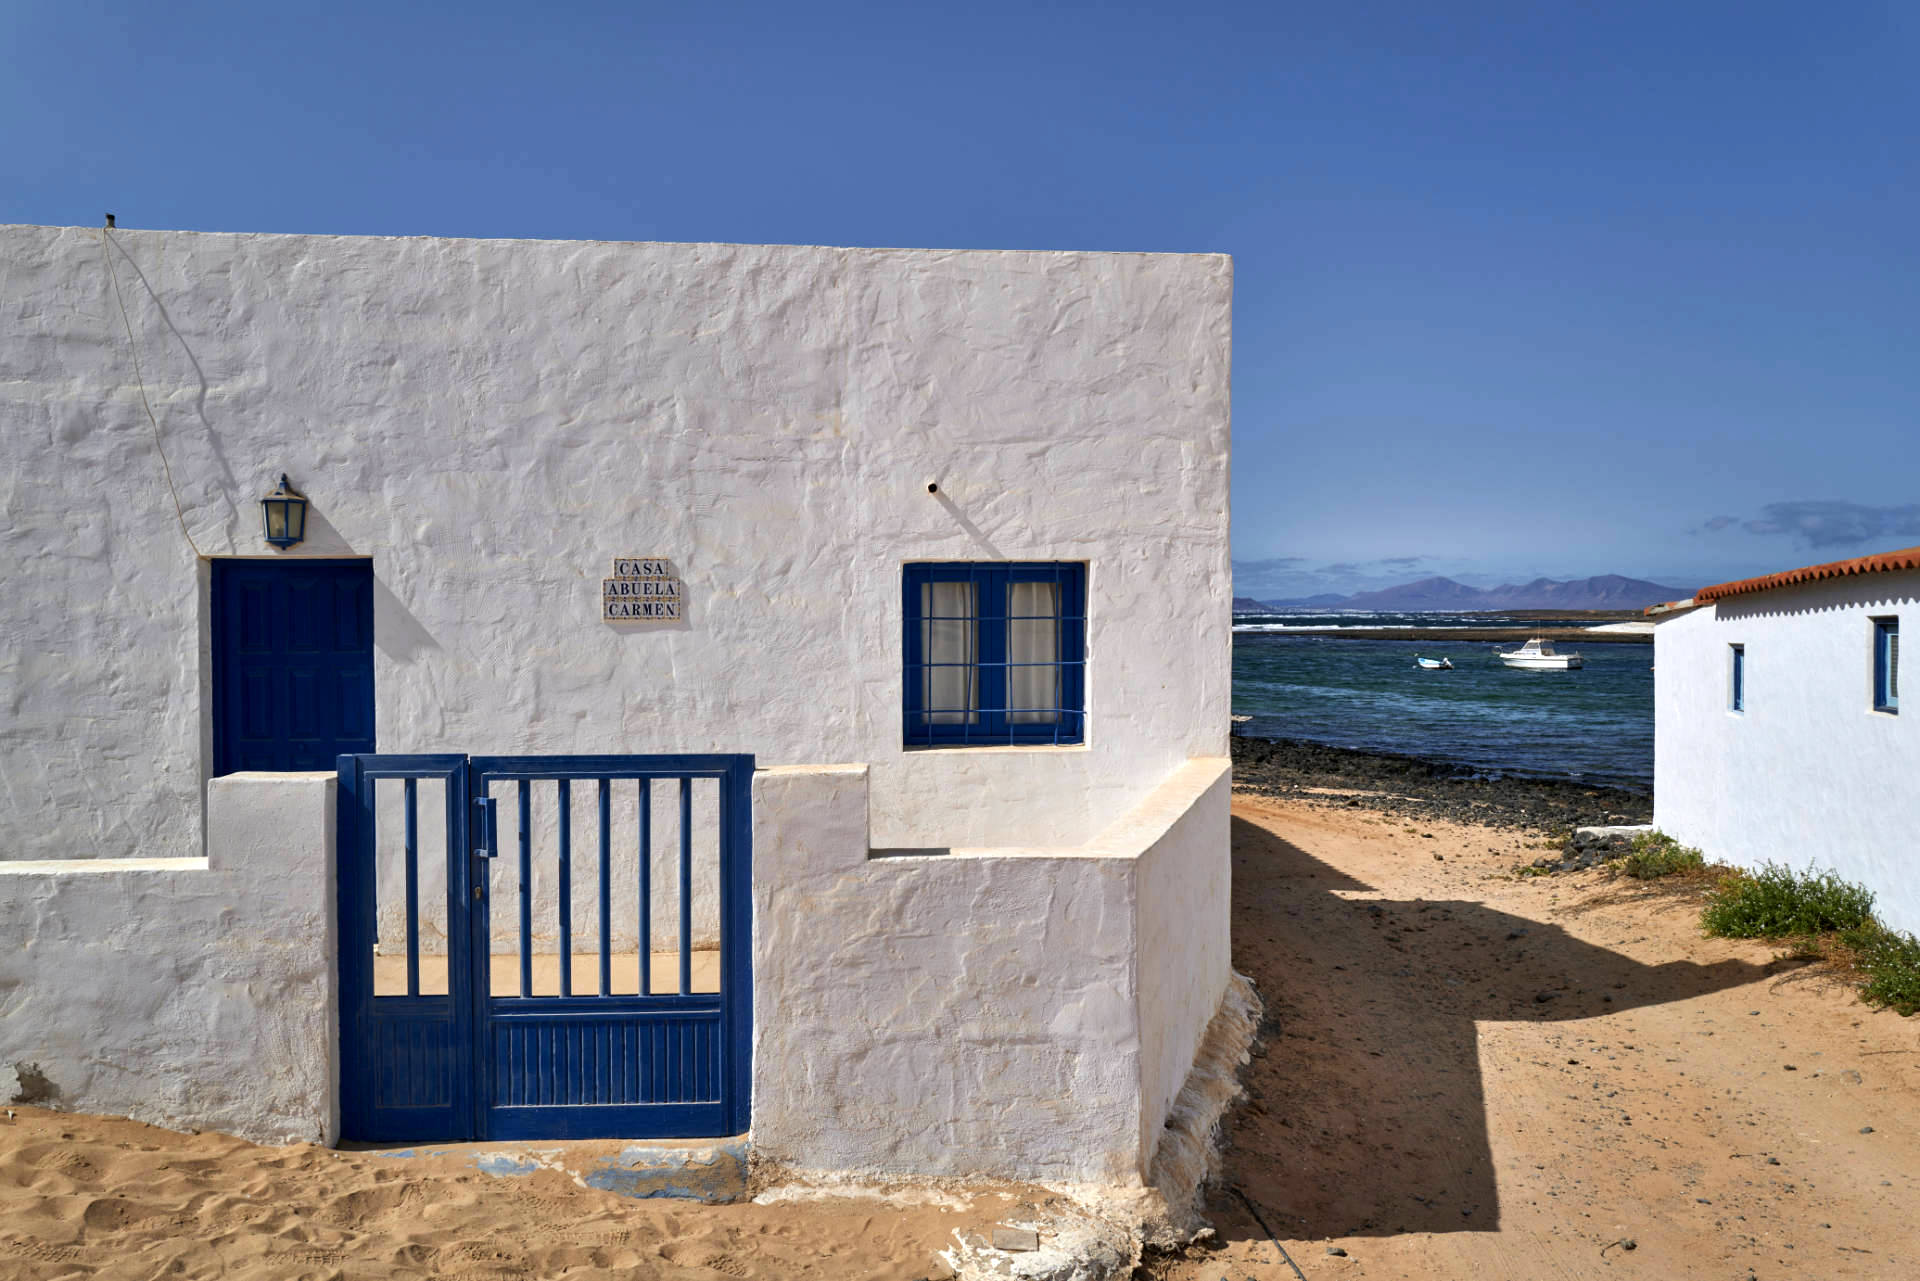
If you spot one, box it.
[902,562,1086,746]
[1729,643,1745,712]
[1873,618,1899,713]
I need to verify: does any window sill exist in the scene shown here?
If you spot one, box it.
[902,742,1091,755]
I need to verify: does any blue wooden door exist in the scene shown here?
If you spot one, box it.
[336,754,754,1143]
[212,560,375,774]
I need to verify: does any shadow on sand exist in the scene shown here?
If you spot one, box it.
[1204,814,1770,1243]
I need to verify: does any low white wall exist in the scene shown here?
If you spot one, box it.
[0,761,1232,1177]
[0,774,337,1143]
[1133,760,1233,1163]
[1655,572,1917,933]
[750,757,1231,1184]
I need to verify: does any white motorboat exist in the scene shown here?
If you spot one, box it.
[1497,637,1583,670]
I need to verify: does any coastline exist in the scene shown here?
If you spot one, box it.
[1229,733,1652,832]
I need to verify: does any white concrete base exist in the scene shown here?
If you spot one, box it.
[1145,970,1262,1244]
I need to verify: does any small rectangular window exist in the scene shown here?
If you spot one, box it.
[903,562,1086,746]
[1729,643,1745,713]
[1873,618,1899,713]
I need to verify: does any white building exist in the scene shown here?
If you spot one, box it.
[1652,546,1915,932]
[0,223,1238,1185]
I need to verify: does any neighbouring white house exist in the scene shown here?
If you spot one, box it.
[0,223,1239,1187]
[1651,546,1915,932]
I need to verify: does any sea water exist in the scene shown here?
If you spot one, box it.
[1231,614,1654,790]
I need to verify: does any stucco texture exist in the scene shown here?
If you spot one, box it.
[0,774,337,1144]
[751,759,1232,1184]
[0,224,1232,861]
[1654,573,1916,932]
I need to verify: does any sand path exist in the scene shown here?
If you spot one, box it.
[1158,795,1920,1280]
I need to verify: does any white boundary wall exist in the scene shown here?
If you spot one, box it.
[1654,571,1917,933]
[0,761,1231,1178]
[0,774,337,1144]
[0,224,1232,862]
[752,757,1232,1184]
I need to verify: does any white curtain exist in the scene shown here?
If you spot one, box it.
[922,582,978,724]
[1007,581,1060,724]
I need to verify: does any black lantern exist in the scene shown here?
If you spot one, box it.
[261,474,308,549]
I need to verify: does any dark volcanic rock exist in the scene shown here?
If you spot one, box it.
[1229,735,1652,833]
[1528,827,1638,874]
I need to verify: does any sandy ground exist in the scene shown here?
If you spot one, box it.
[1157,795,1920,1281]
[7,795,1918,1280]
[0,1111,1037,1280]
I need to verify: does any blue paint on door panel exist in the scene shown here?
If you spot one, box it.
[213,560,375,775]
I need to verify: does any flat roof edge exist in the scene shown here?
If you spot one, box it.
[3,222,1232,262]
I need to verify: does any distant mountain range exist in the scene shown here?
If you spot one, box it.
[1236,574,1689,613]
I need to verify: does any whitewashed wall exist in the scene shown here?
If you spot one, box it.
[0,224,1232,862]
[751,758,1232,1184]
[0,774,337,1144]
[1133,761,1233,1163]
[1654,572,1917,933]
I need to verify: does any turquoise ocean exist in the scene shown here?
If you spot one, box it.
[1231,612,1654,791]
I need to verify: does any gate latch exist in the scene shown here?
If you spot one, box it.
[474,796,499,859]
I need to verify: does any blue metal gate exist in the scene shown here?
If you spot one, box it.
[337,754,753,1142]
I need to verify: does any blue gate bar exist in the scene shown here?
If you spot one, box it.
[679,776,693,996]
[403,777,420,997]
[557,778,573,998]
[517,780,532,998]
[638,781,652,996]
[598,778,612,997]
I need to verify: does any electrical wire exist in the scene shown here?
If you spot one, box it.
[99,227,204,558]
[1230,1186,1309,1281]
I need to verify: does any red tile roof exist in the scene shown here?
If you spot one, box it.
[1681,545,1920,608]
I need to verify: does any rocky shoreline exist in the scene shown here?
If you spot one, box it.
[1229,734,1652,833]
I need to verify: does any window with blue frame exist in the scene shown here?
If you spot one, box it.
[1873,618,1899,713]
[903,562,1086,746]
[1729,643,1745,713]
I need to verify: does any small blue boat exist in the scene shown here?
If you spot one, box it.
[1415,655,1453,670]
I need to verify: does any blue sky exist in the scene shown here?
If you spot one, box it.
[6,1,1915,597]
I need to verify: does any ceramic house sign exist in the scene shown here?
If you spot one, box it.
[604,557,682,620]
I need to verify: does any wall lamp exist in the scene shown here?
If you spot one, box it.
[261,474,309,549]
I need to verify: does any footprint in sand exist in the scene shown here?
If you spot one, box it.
[657,1241,754,1277]
[81,1195,176,1231]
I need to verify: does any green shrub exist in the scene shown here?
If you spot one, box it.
[1841,922,1920,1017]
[1621,830,1705,879]
[1700,863,1875,939]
